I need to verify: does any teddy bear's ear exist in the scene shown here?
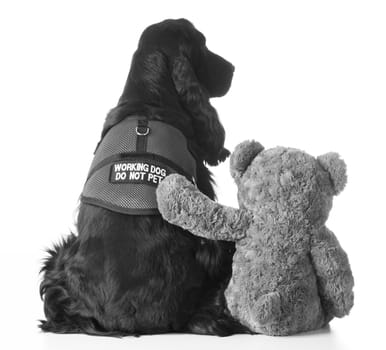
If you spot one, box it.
[230,140,264,182]
[317,152,347,195]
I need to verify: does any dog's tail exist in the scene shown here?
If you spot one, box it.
[185,309,253,336]
[184,281,254,336]
[39,234,122,336]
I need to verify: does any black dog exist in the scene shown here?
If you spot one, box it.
[40,19,250,336]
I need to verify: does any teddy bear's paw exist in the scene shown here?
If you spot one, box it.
[333,290,354,317]
[158,174,192,195]
[156,174,195,221]
[254,292,281,325]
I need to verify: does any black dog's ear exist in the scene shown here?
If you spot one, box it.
[172,54,230,165]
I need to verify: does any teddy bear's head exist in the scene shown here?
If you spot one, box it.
[230,140,347,225]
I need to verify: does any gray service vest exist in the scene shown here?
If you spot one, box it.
[81,117,197,215]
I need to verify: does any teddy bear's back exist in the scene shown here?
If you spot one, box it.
[230,222,314,291]
[225,221,326,334]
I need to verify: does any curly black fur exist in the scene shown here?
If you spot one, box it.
[39,18,251,336]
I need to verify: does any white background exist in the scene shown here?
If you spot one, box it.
[1,1,385,349]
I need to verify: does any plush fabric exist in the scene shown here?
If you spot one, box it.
[156,140,354,335]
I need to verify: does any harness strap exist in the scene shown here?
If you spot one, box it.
[136,119,149,152]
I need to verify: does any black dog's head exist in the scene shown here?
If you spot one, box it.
[138,18,234,98]
[107,19,234,166]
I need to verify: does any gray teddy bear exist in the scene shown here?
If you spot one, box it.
[156,140,354,336]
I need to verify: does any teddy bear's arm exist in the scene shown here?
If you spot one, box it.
[156,174,253,241]
[310,226,354,318]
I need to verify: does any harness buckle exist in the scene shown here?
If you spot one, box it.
[136,126,150,136]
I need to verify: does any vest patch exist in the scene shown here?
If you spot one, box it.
[110,161,169,185]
